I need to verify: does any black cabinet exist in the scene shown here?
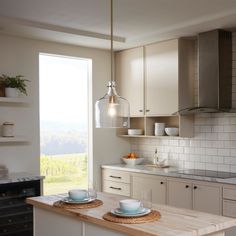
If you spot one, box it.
[0,180,40,236]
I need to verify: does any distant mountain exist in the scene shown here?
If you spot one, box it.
[40,120,88,155]
[40,120,87,132]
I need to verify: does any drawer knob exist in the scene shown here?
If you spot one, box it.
[109,175,121,179]
[160,181,164,185]
[194,186,197,190]
[146,109,150,112]
[110,186,122,190]
[186,185,189,188]
[139,109,143,112]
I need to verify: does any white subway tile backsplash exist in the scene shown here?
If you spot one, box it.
[218,133,230,140]
[218,148,230,156]
[200,126,212,132]
[224,125,236,132]
[205,163,218,171]
[217,164,230,172]
[212,126,224,133]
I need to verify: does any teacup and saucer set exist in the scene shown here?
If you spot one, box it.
[111,199,151,218]
[61,187,97,204]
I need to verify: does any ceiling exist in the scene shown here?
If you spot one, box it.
[0,0,236,50]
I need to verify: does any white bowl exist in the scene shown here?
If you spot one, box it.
[119,199,141,213]
[165,127,179,136]
[128,129,143,135]
[121,157,144,165]
[68,189,88,200]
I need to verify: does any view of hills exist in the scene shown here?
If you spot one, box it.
[40,120,87,155]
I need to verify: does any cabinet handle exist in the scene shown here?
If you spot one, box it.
[139,109,143,112]
[110,186,121,190]
[185,185,189,188]
[109,175,121,179]
[146,109,150,112]
[194,186,197,190]
[160,181,164,185]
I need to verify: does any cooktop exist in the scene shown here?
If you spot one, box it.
[176,169,236,179]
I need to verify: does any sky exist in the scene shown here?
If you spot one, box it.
[39,54,90,125]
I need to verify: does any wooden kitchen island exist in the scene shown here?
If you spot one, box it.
[27,192,236,236]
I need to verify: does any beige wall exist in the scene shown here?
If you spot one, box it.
[0,34,130,188]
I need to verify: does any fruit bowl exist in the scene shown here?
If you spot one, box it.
[121,156,144,165]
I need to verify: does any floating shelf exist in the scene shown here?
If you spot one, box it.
[0,97,28,104]
[118,135,180,139]
[0,136,28,143]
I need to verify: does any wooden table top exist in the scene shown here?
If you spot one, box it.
[27,192,236,236]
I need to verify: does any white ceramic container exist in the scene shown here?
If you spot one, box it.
[68,189,88,200]
[128,129,143,135]
[165,127,179,136]
[2,122,14,137]
[154,123,165,136]
[119,199,141,213]
[5,88,19,98]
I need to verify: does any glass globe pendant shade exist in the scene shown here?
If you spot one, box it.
[95,81,130,128]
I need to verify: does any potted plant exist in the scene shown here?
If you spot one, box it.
[2,74,29,98]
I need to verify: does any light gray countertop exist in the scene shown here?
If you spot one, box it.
[102,164,236,185]
[0,172,45,184]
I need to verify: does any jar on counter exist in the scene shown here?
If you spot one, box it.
[2,122,14,137]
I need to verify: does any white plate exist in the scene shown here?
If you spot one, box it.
[111,207,151,217]
[61,197,95,204]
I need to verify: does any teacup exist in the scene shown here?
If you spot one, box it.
[68,189,88,201]
[119,199,141,213]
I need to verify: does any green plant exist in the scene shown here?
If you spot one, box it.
[2,74,29,95]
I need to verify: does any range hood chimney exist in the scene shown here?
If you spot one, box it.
[177,29,232,115]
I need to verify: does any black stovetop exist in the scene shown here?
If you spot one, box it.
[176,169,236,179]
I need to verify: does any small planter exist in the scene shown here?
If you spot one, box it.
[5,88,19,98]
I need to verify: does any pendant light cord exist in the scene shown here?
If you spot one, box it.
[110,0,114,85]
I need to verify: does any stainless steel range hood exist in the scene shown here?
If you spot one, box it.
[176,29,232,115]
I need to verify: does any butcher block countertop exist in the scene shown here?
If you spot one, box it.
[27,192,236,236]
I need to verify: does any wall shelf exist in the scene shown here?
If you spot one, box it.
[0,97,28,104]
[118,134,181,139]
[0,136,28,143]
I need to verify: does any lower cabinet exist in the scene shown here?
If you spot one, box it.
[131,173,166,204]
[102,169,130,197]
[167,178,222,215]
[223,186,236,236]
[167,178,192,209]
[193,181,221,215]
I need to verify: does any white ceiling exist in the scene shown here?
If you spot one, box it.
[0,0,236,50]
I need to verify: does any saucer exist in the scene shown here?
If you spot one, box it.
[111,207,151,217]
[61,196,95,204]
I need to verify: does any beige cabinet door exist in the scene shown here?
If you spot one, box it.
[145,39,178,116]
[115,47,144,117]
[193,182,222,215]
[131,174,166,205]
[167,179,192,209]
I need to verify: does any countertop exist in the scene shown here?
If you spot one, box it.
[0,172,45,184]
[27,192,236,236]
[102,164,236,185]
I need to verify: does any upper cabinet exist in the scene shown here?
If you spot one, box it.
[145,38,195,116]
[116,47,144,117]
[115,38,195,138]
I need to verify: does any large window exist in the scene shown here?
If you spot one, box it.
[39,53,91,195]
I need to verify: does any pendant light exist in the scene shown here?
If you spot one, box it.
[95,0,130,128]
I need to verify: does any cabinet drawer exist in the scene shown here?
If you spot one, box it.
[223,200,236,218]
[223,187,236,200]
[103,180,130,196]
[102,169,130,183]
